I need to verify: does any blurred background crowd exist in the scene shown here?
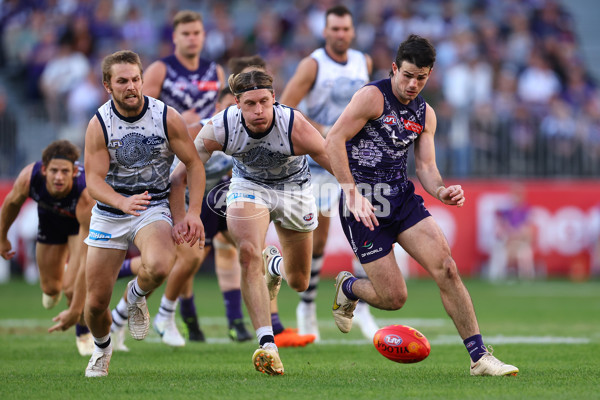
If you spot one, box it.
[0,0,599,179]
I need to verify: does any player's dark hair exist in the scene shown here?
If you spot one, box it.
[228,70,274,98]
[217,87,233,102]
[227,55,267,75]
[390,34,436,76]
[42,140,80,166]
[173,10,203,30]
[326,5,352,21]
[102,50,143,85]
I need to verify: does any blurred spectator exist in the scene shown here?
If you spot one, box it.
[517,51,562,117]
[539,97,579,175]
[0,88,17,177]
[0,0,598,180]
[39,27,90,127]
[488,184,536,281]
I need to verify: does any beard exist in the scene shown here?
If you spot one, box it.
[113,94,143,113]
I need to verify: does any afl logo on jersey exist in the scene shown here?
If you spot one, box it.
[383,115,398,125]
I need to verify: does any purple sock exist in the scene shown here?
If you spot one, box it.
[222,289,243,323]
[464,334,487,362]
[271,313,284,335]
[179,295,197,320]
[342,277,359,300]
[117,258,133,279]
[75,323,89,337]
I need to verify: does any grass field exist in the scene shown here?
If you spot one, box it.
[1,275,599,400]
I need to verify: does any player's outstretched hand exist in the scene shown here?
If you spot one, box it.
[120,191,151,216]
[172,213,205,249]
[0,239,16,260]
[48,308,80,333]
[438,185,465,207]
[345,190,379,231]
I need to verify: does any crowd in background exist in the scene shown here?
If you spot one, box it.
[0,0,599,178]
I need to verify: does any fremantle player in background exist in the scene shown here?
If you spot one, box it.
[326,34,519,376]
[0,140,95,356]
[279,4,378,341]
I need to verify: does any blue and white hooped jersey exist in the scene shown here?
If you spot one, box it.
[346,78,426,195]
[160,55,220,119]
[303,48,369,127]
[95,96,174,216]
[210,103,310,190]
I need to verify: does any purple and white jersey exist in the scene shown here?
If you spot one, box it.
[159,55,220,119]
[29,161,86,220]
[346,78,426,195]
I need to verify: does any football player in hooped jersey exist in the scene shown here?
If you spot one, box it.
[326,34,519,377]
[279,4,378,341]
[170,69,333,375]
[82,50,205,378]
[0,140,95,356]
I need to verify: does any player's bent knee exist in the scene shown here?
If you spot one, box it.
[287,275,309,292]
[237,241,261,267]
[85,296,110,316]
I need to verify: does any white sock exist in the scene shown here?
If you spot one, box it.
[157,294,177,320]
[127,278,149,304]
[111,298,128,331]
[256,326,274,345]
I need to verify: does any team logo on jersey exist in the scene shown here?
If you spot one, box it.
[116,132,153,168]
[401,117,423,134]
[383,115,398,125]
[351,139,382,168]
[303,213,314,221]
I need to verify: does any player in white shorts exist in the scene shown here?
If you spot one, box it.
[82,50,205,378]
[170,68,333,375]
[279,4,378,341]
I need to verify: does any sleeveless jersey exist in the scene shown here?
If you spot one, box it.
[95,96,174,216]
[29,161,86,220]
[304,48,369,127]
[160,55,220,119]
[346,79,426,195]
[210,103,309,190]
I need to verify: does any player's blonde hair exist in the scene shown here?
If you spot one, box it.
[227,70,274,98]
[173,10,203,30]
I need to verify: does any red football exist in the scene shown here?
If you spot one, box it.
[373,324,431,363]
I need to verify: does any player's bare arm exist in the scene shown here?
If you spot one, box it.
[142,60,167,99]
[279,58,331,135]
[325,85,383,230]
[0,163,33,259]
[167,106,207,248]
[279,57,317,108]
[414,103,465,207]
[169,122,220,246]
[84,116,151,216]
[289,110,333,174]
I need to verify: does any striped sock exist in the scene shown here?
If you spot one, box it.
[111,298,128,331]
[268,255,283,277]
[300,254,324,303]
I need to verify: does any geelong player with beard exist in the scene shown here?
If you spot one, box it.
[82,50,205,377]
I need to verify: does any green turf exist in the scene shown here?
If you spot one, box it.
[1,276,599,400]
